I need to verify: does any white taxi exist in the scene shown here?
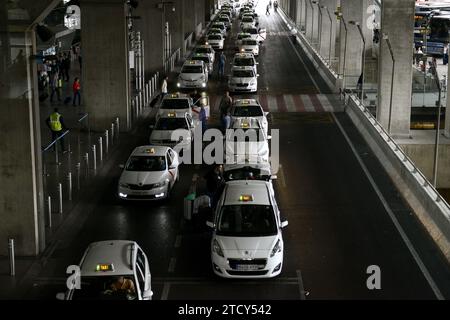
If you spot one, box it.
[177,60,209,89]
[224,161,274,182]
[191,53,214,74]
[232,52,258,74]
[211,22,228,37]
[57,240,153,300]
[207,181,288,278]
[228,66,259,93]
[206,33,225,50]
[224,117,270,164]
[238,38,259,56]
[157,93,193,119]
[194,44,215,64]
[242,26,266,44]
[240,15,255,29]
[118,146,179,200]
[230,99,268,134]
[150,112,194,153]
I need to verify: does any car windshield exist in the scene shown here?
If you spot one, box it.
[245,28,258,35]
[217,205,277,237]
[242,17,253,22]
[213,24,224,30]
[219,17,229,22]
[232,105,263,116]
[155,118,188,130]
[195,47,212,54]
[242,40,257,46]
[237,34,251,40]
[232,70,255,77]
[161,99,190,109]
[182,66,203,73]
[208,35,222,40]
[192,57,210,64]
[71,276,137,300]
[234,58,255,66]
[126,156,166,171]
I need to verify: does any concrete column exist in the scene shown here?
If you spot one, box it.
[0,26,44,256]
[339,0,371,88]
[289,0,297,22]
[168,0,184,57]
[182,0,196,55]
[135,0,164,75]
[305,0,313,40]
[376,0,414,137]
[81,0,130,131]
[195,0,205,39]
[446,65,450,137]
[319,0,337,61]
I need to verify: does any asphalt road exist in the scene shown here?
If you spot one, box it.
[23,4,450,300]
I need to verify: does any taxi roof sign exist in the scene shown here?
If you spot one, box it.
[145,148,156,154]
[167,112,176,117]
[239,195,253,202]
[96,263,114,272]
[241,120,250,128]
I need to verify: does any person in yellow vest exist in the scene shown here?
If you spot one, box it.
[46,108,67,152]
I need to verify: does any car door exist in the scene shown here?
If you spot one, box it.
[136,248,152,300]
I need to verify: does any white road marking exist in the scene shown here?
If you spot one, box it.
[300,95,315,112]
[317,94,334,112]
[161,282,171,300]
[267,94,278,112]
[297,270,306,300]
[331,113,444,300]
[283,94,296,112]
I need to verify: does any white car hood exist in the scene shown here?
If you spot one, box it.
[151,129,190,141]
[180,73,204,81]
[217,236,278,258]
[225,140,268,156]
[120,171,165,185]
[230,76,255,84]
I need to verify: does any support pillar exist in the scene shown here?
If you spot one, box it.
[376,0,415,137]
[81,0,131,131]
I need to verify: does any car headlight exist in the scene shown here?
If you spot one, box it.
[270,239,281,257]
[213,239,224,257]
[119,183,129,188]
[250,79,257,85]
[177,82,181,87]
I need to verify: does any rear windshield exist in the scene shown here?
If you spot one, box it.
[161,99,190,109]
[192,56,210,64]
[242,17,254,22]
[244,28,258,35]
[195,47,212,54]
[213,24,225,30]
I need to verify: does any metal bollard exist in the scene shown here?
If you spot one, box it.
[84,152,89,178]
[68,172,73,201]
[67,142,72,169]
[92,145,97,172]
[55,140,59,165]
[115,117,120,136]
[9,239,15,276]
[76,163,81,190]
[58,183,63,214]
[105,130,109,154]
[47,196,52,228]
[149,80,152,99]
[111,123,115,145]
[99,137,103,162]
[146,83,150,106]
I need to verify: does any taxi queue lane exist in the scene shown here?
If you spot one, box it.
[23,0,450,300]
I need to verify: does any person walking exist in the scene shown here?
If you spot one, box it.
[50,72,62,103]
[161,76,168,100]
[444,43,449,65]
[72,77,81,106]
[219,91,232,131]
[46,108,67,152]
[199,104,208,135]
[266,4,270,16]
[218,52,226,79]
[204,165,224,209]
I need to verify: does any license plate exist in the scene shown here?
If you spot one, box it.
[236,264,261,271]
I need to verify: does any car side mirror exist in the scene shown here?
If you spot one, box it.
[267,135,272,140]
[264,112,269,116]
[281,220,288,229]
[119,164,125,169]
[270,175,278,180]
[206,221,215,229]
[56,293,65,300]
[257,74,260,77]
